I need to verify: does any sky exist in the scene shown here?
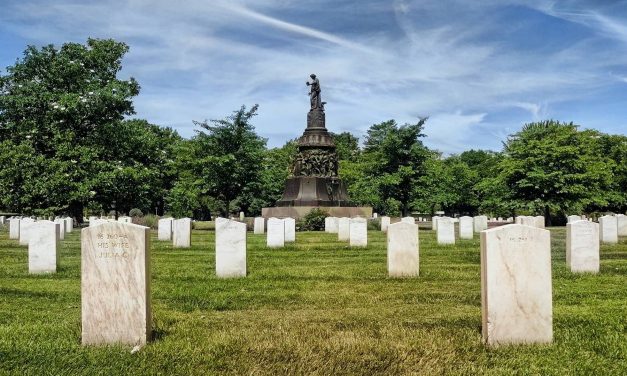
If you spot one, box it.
[1,0,627,154]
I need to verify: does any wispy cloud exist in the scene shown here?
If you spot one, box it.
[1,0,626,154]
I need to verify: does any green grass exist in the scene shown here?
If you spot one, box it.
[0,226,625,375]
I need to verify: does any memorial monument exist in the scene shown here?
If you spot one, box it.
[262,74,372,219]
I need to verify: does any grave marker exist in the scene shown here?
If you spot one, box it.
[387,222,419,277]
[81,222,151,346]
[215,219,247,278]
[481,224,552,346]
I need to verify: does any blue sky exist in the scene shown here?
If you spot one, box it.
[1,0,626,154]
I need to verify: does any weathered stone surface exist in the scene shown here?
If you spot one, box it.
[157,218,173,241]
[284,217,296,242]
[9,218,20,239]
[520,216,536,227]
[239,211,245,221]
[215,219,247,278]
[566,220,599,273]
[325,217,338,233]
[617,214,627,237]
[28,221,60,274]
[387,222,418,277]
[254,217,265,234]
[432,216,439,230]
[535,216,545,229]
[172,218,192,248]
[65,217,73,233]
[338,217,350,241]
[118,216,132,223]
[599,215,618,244]
[380,216,391,233]
[437,217,455,245]
[349,217,367,247]
[54,218,66,240]
[90,219,110,227]
[19,218,35,246]
[267,217,285,248]
[567,215,582,223]
[401,217,415,224]
[81,222,151,346]
[473,215,488,232]
[459,216,474,239]
[481,224,552,346]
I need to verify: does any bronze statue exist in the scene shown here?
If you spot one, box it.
[306,74,321,111]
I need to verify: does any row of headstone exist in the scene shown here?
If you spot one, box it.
[515,215,545,228]
[266,217,296,248]
[332,217,368,247]
[76,213,627,347]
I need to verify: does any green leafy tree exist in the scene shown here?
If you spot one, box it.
[0,38,140,220]
[497,120,614,224]
[359,118,430,216]
[169,105,267,218]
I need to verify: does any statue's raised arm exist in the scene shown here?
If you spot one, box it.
[306,74,322,111]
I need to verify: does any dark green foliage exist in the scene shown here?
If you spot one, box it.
[298,208,328,231]
[129,208,143,217]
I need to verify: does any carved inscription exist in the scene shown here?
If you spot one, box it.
[95,232,131,259]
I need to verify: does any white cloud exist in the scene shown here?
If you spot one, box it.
[1,0,626,152]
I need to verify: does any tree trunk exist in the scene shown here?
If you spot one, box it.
[544,205,551,227]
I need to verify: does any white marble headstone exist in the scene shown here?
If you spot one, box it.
[64,217,73,233]
[157,218,173,241]
[239,211,245,221]
[267,217,285,248]
[9,218,20,239]
[473,215,488,232]
[380,216,391,233]
[172,218,192,248]
[54,218,66,240]
[566,220,599,273]
[401,216,415,224]
[349,218,367,247]
[28,221,60,274]
[338,217,350,241]
[459,216,473,240]
[284,217,296,242]
[480,224,552,346]
[599,215,618,244]
[19,218,35,246]
[215,219,247,278]
[387,222,418,277]
[118,216,132,223]
[432,216,439,230]
[617,214,627,237]
[81,222,151,346]
[254,217,265,234]
[324,217,338,233]
[567,215,581,223]
[534,216,545,229]
[437,217,455,245]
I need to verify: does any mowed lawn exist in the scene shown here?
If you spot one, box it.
[0,225,626,375]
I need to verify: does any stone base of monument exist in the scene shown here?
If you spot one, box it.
[262,205,372,219]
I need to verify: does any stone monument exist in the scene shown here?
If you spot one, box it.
[262,74,371,219]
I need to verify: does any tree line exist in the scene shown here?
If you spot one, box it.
[1,39,625,224]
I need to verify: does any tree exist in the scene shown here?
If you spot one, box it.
[331,132,360,161]
[0,38,140,220]
[359,118,430,216]
[169,105,267,217]
[497,120,614,224]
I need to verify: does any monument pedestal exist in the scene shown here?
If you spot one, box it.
[262,206,372,219]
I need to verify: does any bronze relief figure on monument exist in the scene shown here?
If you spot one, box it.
[262,75,372,219]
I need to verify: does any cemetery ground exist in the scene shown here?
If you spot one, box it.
[0,226,626,375]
